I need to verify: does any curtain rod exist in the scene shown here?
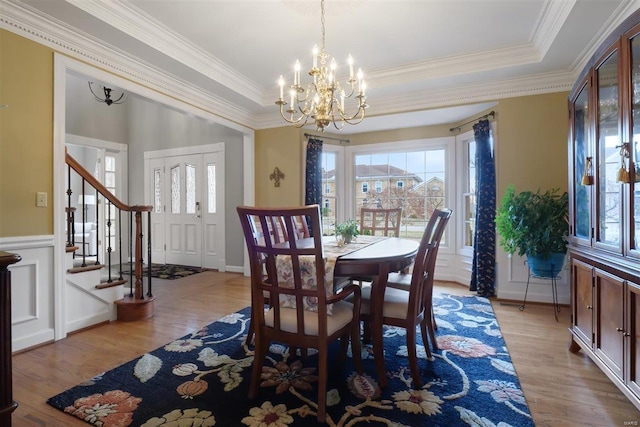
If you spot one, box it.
[304,132,350,143]
[449,110,496,133]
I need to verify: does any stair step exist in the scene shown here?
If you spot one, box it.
[95,279,127,290]
[68,263,104,274]
[66,245,79,253]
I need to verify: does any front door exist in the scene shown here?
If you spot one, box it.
[146,145,225,269]
[165,154,203,266]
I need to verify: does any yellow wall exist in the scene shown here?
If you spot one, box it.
[495,92,569,198]
[0,30,54,237]
[0,28,570,237]
[255,92,570,206]
[254,127,305,207]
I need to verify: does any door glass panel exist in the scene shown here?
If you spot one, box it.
[574,85,590,240]
[186,164,196,214]
[207,164,216,213]
[632,34,640,249]
[171,165,181,214]
[154,168,162,213]
[597,50,620,246]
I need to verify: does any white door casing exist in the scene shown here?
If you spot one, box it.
[144,144,225,269]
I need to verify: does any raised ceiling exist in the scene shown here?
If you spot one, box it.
[2,0,637,133]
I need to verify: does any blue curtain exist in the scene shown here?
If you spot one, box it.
[305,138,323,236]
[470,119,496,297]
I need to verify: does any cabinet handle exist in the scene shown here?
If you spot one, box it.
[586,305,593,310]
[625,332,631,337]
[616,327,624,332]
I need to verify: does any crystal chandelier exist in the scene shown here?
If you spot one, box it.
[276,0,368,132]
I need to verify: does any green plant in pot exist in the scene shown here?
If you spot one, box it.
[495,184,569,278]
[335,218,359,244]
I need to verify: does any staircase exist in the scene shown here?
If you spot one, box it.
[65,149,154,327]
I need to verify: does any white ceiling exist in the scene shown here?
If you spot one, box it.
[4,0,639,133]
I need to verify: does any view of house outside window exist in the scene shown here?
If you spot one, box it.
[352,151,446,239]
[321,151,338,234]
[464,140,477,248]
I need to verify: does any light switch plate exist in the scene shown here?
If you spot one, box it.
[36,192,47,207]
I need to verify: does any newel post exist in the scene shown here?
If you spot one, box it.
[0,251,21,426]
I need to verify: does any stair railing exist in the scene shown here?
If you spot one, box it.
[65,150,154,320]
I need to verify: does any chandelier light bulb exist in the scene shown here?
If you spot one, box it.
[274,0,368,131]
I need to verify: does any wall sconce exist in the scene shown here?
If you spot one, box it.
[88,81,126,106]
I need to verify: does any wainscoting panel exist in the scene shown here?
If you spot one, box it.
[496,251,570,304]
[0,236,56,352]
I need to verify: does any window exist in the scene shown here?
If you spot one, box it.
[463,139,477,248]
[320,150,338,234]
[352,142,448,240]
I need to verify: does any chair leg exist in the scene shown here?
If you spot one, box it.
[317,348,328,423]
[406,325,422,388]
[245,318,255,346]
[420,320,433,360]
[427,308,438,351]
[249,334,267,399]
[351,322,363,374]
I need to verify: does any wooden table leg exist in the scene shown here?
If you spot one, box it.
[370,262,389,388]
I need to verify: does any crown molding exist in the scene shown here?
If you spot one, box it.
[532,0,577,58]
[1,0,256,129]
[569,0,640,75]
[65,0,264,105]
[254,71,575,130]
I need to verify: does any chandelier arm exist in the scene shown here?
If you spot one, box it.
[340,108,366,125]
[278,103,306,125]
[111,93,126,104]
[88,82,105,102]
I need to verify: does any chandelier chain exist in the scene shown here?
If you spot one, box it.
[321,0,326,51]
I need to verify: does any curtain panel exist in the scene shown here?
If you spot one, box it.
[470,119,496,297]
[305,138,323,235]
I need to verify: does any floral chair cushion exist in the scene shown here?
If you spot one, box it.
[275,255,337,314]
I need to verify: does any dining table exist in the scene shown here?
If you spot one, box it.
[322,235,420,388]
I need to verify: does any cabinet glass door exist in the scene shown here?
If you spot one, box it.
[573,83,591,242]
[630,33,640,252]
[596,49,622,249]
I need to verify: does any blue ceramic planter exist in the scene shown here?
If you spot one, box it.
[526,252,566,278]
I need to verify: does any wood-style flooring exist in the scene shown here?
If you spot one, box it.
[9,271,640,426]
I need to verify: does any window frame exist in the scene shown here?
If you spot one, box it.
[345,137,455,249]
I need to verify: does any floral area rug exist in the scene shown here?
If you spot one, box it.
[121,264,205,280]
[47,294,535,426]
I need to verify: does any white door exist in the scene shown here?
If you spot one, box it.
[145,145,225,269]
[202,151,224,270]
[165,154,203,266]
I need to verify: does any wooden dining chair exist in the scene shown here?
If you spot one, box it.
[345,206,404,287]
[359,208,452,387]
[359,206,403,237]
[237,204,363,423]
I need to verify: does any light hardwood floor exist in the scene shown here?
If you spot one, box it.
[9,272,640,426]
